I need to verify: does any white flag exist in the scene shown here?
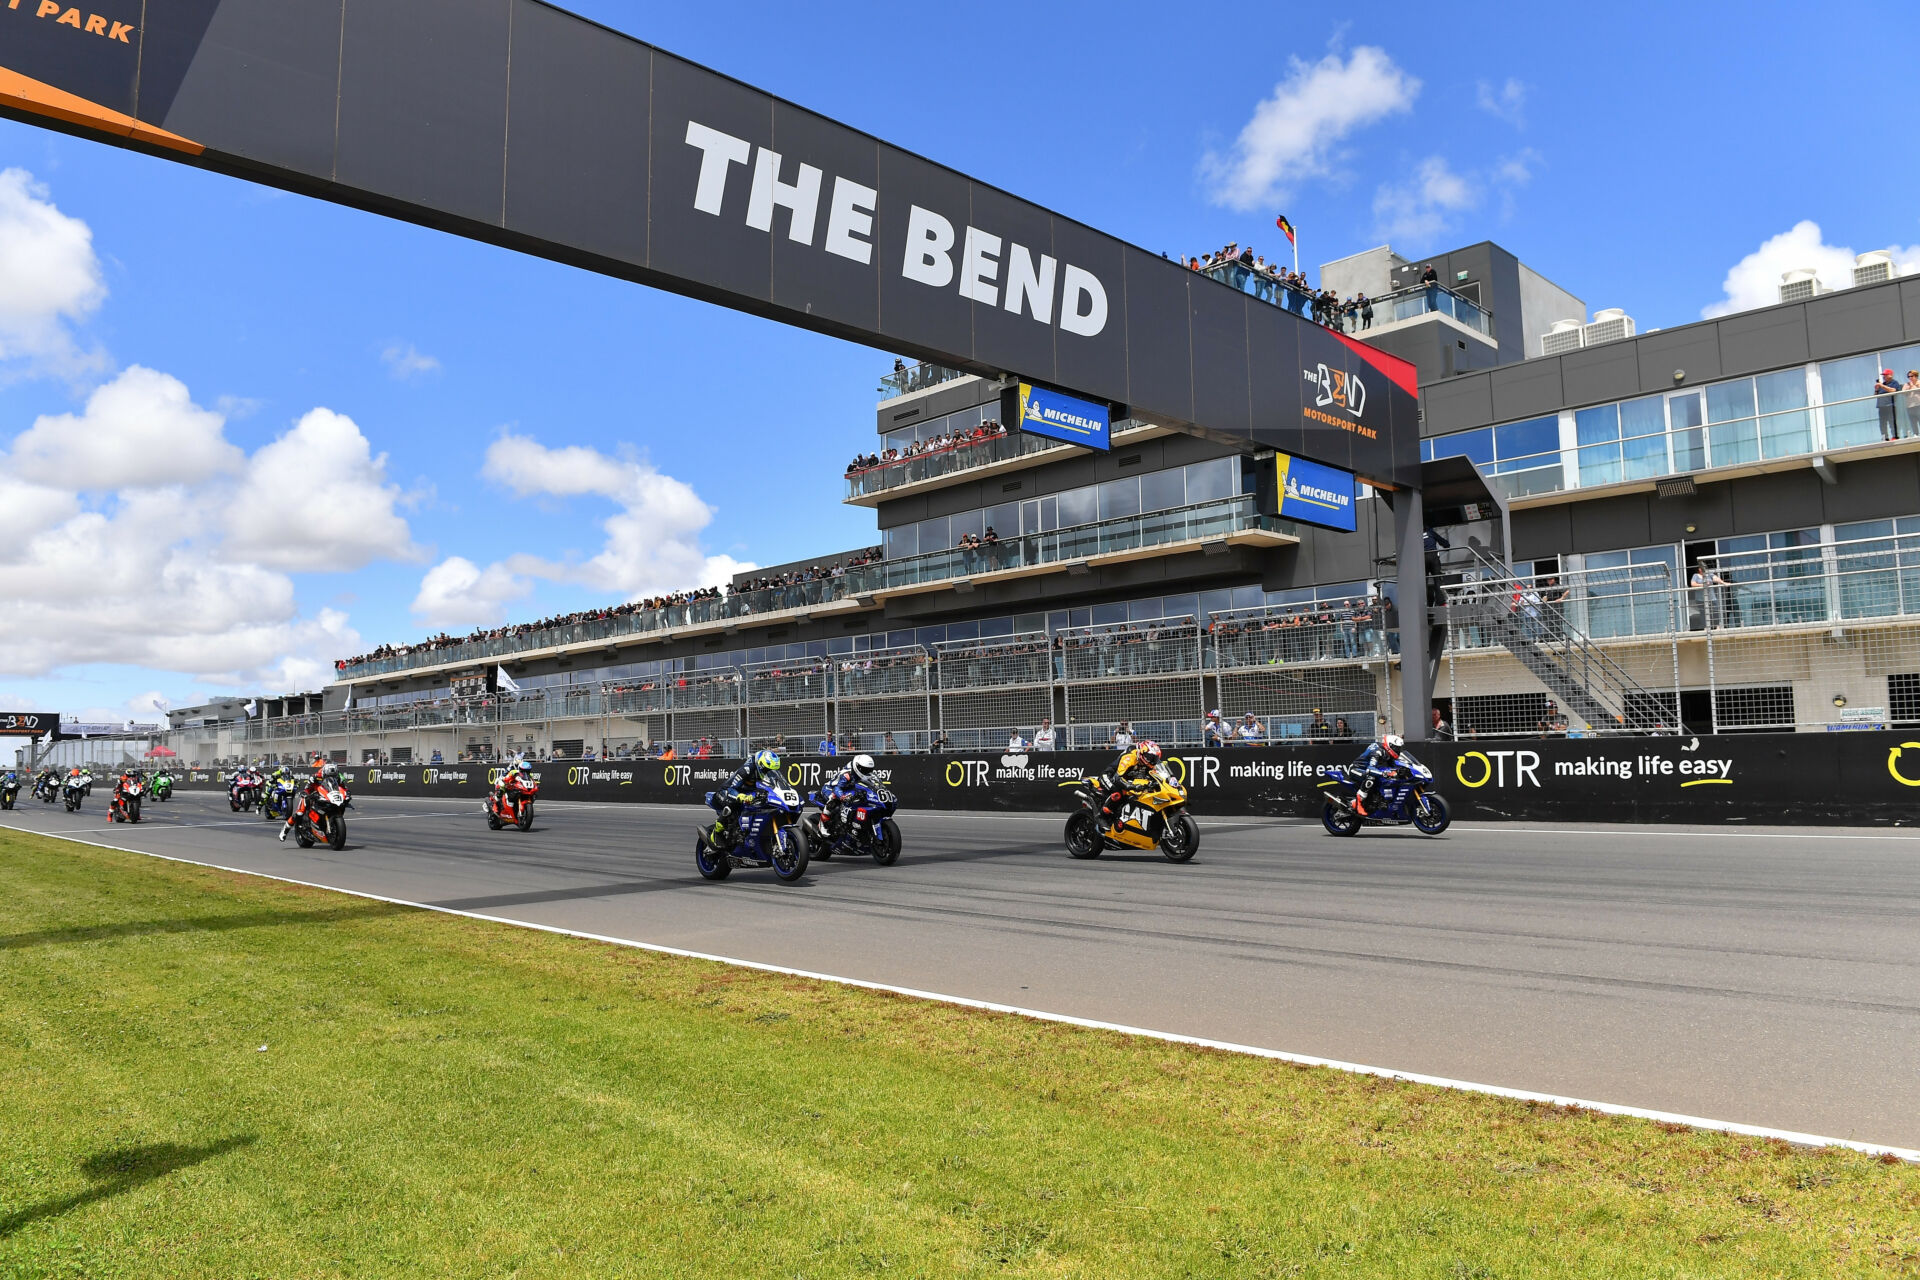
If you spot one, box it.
[496,665,521,694]
[244,700,258,718]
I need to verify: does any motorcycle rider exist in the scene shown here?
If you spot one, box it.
[1094,738,1163,829]
[708,749,783,845]
[279,760,345,842]
[1348,733,1409,817]
[492,757,535,814]
[820,753,878,837]
[111,767,142,820]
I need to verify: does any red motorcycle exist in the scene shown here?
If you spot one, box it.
[486,772,538,832]
[108,773,144,824]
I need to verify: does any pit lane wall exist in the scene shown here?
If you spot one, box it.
[174,732,1920,825]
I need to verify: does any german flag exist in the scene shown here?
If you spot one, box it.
[1275,214,1296,245]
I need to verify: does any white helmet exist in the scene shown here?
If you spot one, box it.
[1381,734,1405,757]
[848,753,877,782]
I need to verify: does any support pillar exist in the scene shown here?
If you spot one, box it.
[1392,486,1430,742]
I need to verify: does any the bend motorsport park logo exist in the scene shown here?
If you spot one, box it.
[1015,382,1111,450]
[1304,363,1366,419]
[1273,453,1356,533]
[14,2,134,42]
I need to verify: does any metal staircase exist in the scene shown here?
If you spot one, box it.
[1441,544,1677,735]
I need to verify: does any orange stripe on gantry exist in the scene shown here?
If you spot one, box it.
[0,65,203,154]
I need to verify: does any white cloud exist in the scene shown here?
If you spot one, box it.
[0,167,108,379]
[406,432,751,622]
[411,555,531,629]
[1201,46,1420,212]
[381,342,441,380]
[10,365,243,489]
[1476,78,1526,127]
[1703,221,1920,319]
[1371,156,1478,247]
[223,407,420,571]
[1494,147,1541,188]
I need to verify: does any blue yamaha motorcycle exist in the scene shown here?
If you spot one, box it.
[1319,759,1451,836]
[801,779,902,866]
[262,775,299,822]
[696,778,811,883]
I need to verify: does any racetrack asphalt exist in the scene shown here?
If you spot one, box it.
[5,789,1917,1149]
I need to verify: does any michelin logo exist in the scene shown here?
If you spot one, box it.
[1285,472,1350,513]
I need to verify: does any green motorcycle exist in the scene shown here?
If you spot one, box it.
[150,770,174,802]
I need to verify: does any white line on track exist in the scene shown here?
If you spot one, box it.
[11,821,1917,1164]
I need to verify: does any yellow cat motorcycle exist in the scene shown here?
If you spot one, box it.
[1064,765,1199,863]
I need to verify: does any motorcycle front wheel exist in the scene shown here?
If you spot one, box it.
[329,815,347,850]
[127,799,140,824]
[771,824,810,883]
[1412,792,1451,836]
[1159,812,1199,863]
[695,831,732,880]
[1064,810,1102,859]
[1321,798,1362,836]
[517,804,534,832]
[872,820,902,867]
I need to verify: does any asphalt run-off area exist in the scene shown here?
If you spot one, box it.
[6,791,1917,1153]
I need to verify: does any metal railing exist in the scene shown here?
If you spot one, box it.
[845,428,1059,500]
[1198,260,1492,337]
[877,361,969,399]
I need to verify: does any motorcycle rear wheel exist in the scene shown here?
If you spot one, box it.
[801,813,832,859]
[1412,792,1452,836]
[695,831,732,880]
[1064,810,1102,859]
[1321,798,1362,837]
[1160,812,1199,863]
[872,821,902,867]
[296,825,315,848]
[487,810,503,830]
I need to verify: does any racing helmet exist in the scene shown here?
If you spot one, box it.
[848,753,876,783]
[320,762,340,782]
[1135,740,1163,767]
[1381,733,1405,759]
[752,748,782,776]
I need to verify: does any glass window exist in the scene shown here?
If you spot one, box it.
[950,509,984,544]
[1428,427,1494,467]
[1494,415,1558,464]
[1231,584,1265,609]
[1706,377,1759,468]
[1756,368,1812,458]
[1574,404,1620,445]
[983,501,1020,540]
[883,525,915,559]
[1198,588,1234,622]
[1091,603,1128,625]
[978,616,1013,638]
[914,515,948,552]
[1055,485,1097,527]
[1885,345,1920,438]
[1162,593,1199,622]
[1013,613,1045,634]
[1820,353,1881,449]
[915,626,946,648]
[1098,476,1141,520]
[1140,467,1186,513]
[1184,457,1236,504]
[1127,598,1164,621]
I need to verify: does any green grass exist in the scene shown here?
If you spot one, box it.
[1,830,1917,1278]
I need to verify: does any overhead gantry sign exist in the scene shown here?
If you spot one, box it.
[0,0,1419,487]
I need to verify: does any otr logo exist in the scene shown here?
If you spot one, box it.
[945,760,990,787]
[663,764,693,786]
[567,767,592,786]
[1454,750,1542,789]
[1161,755,1222,788]
[421,769,439,785]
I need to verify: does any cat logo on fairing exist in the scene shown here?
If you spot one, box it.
[1304,363,1366,418]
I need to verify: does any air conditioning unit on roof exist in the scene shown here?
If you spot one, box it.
[1541,318,1585,357]
[1582,308,1635,347]
[1779,268,1824,304]
[1854,251,1896,288]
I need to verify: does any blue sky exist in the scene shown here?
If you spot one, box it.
[1,0,1915,722]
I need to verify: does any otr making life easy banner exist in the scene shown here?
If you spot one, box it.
[174,732,1920,826]
[1014,382,1110,451]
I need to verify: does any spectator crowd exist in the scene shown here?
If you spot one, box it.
[847,419,1008,476]
[1178,241,1386,332]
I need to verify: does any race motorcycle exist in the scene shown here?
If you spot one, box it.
[288,780,351,850]
[0,773,19,811]
[1064,764,1199,863]
[229,769,263,812]
[801,777,901,866]
[34,773,60,804]
[108,774,144,824]
[485,772,538,831]
[150,770,174,803]
[261,775,299,822]
[695,777,810,883]
[1319,760,1451,836]
[62,771,92,813]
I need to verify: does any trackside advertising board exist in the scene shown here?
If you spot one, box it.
[0,0,1419,487]
[176,732,1920,826]
[1271,452,1356,532]
[1013,382,1110,450]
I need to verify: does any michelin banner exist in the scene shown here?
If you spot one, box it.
[177,731,1920,826]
